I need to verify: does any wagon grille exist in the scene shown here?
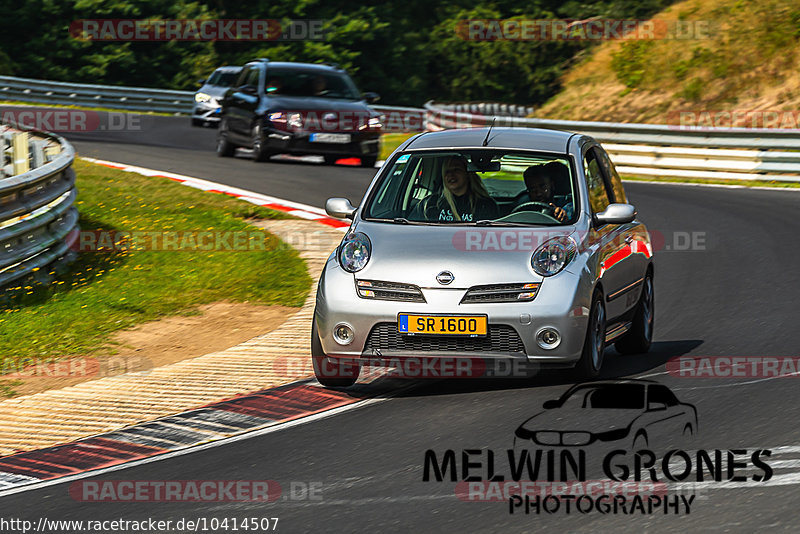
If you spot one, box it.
[356,279,426,303]
[363,323,525,354]
[460,283,540,304]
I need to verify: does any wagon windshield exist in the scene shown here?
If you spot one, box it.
[363,150,577,226]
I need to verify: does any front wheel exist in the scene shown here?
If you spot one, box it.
[576,290,606,380]
[216,119,236,157]
[311,318,360,388]
[615,271,654,354]
[251,123,274,162]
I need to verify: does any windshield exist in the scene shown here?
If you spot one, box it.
[207,71,240,87]
[363,150,578,226]
[263,68,361,99]
[561,384,646,409]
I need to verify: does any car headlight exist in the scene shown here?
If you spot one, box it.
[368,116,383,129]
[268,111,286,123]
[339,232,371,273]
[531,236,577,277]
[195,92,211,103]
[287,112,303,129]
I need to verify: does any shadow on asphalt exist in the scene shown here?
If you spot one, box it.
[339,339,704,400]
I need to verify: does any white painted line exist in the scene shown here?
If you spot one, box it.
[623,178,800,192]
[80,157,334,217]
[0,394,392,498]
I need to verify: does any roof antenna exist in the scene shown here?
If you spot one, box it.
[482,118,496,147]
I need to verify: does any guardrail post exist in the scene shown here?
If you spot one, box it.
[30,139,47,169]
[12,131,30,175]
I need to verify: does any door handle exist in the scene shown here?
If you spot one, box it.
[624,235,633,244]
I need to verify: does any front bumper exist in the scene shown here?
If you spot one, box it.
[314,254,594,368]
[191,103,222,124]
[264,128,379,158]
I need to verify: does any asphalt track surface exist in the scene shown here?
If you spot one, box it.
[4,111,800,532]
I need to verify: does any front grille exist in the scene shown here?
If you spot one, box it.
[363,323,525,354]
[461,282,540,304]
[356,279,426,303]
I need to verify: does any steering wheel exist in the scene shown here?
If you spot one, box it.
[511,201,556,215]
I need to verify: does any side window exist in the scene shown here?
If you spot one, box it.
[246,67,261,89]
[648,386,679,407]
[597,148,627,204]
[583,148,612,215]
[235,67,253,88]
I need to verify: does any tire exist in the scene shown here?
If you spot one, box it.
[323,155,339,165]
[615,270,654,355]
[311,318,360,388]
[216,119,236,157]
[576,289,606,380]
[360,156,378,168]
[251,123,273,162]
[633,431,648,451]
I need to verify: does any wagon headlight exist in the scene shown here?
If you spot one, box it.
[287,112,303,129]
[195,92,211,103]
[531,236,577,277]
[339,232,371,273]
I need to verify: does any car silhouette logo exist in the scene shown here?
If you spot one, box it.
[436,271,454,285]
[323,112,337,121]
[513,379,698,451]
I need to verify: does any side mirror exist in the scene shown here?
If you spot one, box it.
[363,92,380,104]
[240,84,258,95]
[594,203,636,226]
[647,401,667,412]
[326,198,357,220]
[197,78,206,86]
[542,399,560,409]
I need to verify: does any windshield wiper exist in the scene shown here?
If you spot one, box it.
[474,220,530,226]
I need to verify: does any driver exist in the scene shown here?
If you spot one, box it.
[412,155,499,223]
[521,162,573,222]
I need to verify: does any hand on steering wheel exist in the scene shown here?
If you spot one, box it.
[511,201,565,222]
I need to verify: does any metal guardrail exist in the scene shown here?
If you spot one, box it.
[0,75,433,120]
[425,102,800,182]
[2,74,798,182]
[0,76,194,114]
[0,124,79,288]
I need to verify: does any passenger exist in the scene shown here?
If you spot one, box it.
[520,162,573,222]
[412,155,499,222]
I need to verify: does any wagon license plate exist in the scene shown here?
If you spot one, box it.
[398,314,487,337]
[309,133,351,143]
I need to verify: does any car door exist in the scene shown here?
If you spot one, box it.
[583,146,629,320]
[642,384,691,448]
[597,146,651,313]
[225,66,261,142]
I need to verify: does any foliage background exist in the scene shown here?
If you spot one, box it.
[0,0,675,106]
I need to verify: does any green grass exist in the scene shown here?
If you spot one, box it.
[621,174,800,188]
[0,159,312,396]
[380,133,415,160]
[0,100,178,116]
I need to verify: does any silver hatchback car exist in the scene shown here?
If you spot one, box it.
[312,127,654,387]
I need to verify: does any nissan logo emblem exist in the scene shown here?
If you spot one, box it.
[436,271,454,285]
